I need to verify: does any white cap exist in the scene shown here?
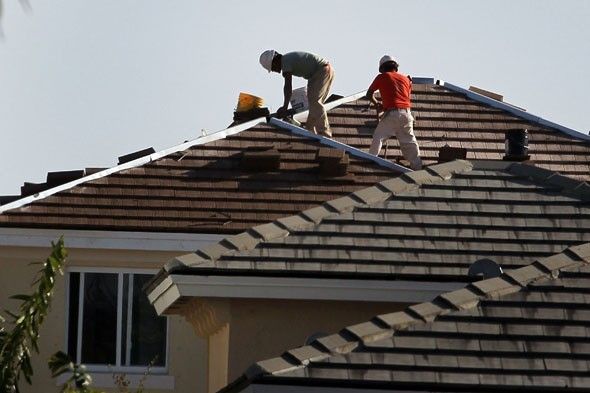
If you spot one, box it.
[259,50,276,72]
[379,55,397,67]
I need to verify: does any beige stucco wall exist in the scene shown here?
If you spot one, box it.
[226,298,407,382]
[0,244,207,393]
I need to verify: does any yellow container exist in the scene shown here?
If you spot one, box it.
[236,92,264,112]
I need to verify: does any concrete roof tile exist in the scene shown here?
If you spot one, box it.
[286,346,330,365]
[167,252,214,270]
[225,231,260,251]
[314,333,358,354]
[250,222,289,241]
[301,205,333,224]
[325,196,358,213]
[425,159,473,180]
[569,243,590,262]
[437,287,481,310]
[407,300,448,322]
[252,357,300,375]
[377,177,418,194]
[351,186,390,205]
[469,277,520,299]
[276,214,314,231]
[343,321,392,343]
[504,264,548,286]
[402,170,442,185]
[198,241,232,260]
[375,311,416,329]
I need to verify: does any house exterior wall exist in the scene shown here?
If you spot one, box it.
[0,245,208,393]
[226,298,407,382]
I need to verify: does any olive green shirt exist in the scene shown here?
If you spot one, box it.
[281,51,328,80]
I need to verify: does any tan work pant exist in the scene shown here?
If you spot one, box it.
[369,108,422,170]
[306,64,334,137]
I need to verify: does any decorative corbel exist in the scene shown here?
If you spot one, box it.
[180,298,229,338]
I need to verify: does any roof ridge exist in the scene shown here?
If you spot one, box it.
[245,241,590,379]
[163,160,474,272]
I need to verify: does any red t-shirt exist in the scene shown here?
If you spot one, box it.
[368,71,412,109]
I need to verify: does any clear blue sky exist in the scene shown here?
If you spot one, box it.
[1,0,588,195]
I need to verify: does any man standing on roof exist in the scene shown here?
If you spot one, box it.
[366,55,422,170]
[259,50,335,137]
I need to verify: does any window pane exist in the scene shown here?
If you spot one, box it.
[130,274,166,366]
[81,273,118,364]
[67,272,80,361]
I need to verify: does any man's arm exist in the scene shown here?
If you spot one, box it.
[365,88,383,113]
[277,72,293,117]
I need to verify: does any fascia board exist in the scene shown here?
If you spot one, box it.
[269,118,411,173]
[0,117,267,214]
[150,274,464,314]
[0,227,224,251]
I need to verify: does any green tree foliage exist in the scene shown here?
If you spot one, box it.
[0,237,67,393]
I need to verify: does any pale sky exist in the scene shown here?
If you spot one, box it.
[1,0,589,195]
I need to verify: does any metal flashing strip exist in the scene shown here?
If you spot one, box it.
[0,117,267,214]
[440,81,590,142]
[269,118,411,173]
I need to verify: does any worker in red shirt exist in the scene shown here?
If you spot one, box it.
[366,55,422,170]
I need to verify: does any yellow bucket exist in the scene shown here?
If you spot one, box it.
[236,92,264,112]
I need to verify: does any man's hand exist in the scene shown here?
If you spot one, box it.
[277,106,288,118]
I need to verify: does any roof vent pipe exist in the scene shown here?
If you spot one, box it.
[503,129,530,161]
[468,258,503,280]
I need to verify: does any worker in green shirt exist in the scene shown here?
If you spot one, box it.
[260,50,335,137]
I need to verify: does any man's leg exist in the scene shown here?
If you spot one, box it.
[306,65,334,137]
[369,112,396,156]
[396,110,422,170]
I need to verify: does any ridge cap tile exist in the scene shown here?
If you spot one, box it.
[407,299,450,322]
[425,159,473,180]
[534,251,583,274]
[351,186,391,205]
[314,333,358,354]
[169,252,212,269]
[325,196,359,213]
[469,276,521,299]
[225,231,260,251]
[252,356,301,376]
[375,311,416,329]
[377,176,418,194]
[504,264,549,286]
[343,321,392,344]
[250,222,289,241]
[437,287,481,310]
[401,170,442,185]
[568,243,590,262]
[198,241,234,261]
[276,214,314,232]
[285,345,330,365]
[301,205,333,224]
[471,160,514,171]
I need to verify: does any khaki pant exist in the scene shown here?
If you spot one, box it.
[369,108,422,170]
[306,64,334,137]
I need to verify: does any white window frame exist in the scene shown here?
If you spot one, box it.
[65,267,170,374]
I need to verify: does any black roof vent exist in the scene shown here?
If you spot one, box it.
[468,258,503,280]
[46,170,85,187]
[118,147,156,165]
[503,128,530,162]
